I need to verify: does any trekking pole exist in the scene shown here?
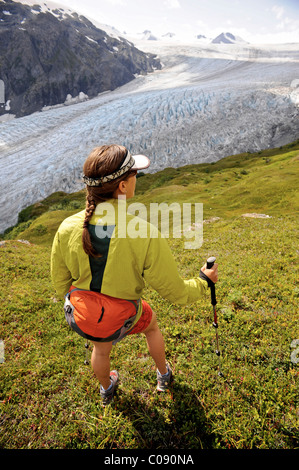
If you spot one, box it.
[200,256,224,377]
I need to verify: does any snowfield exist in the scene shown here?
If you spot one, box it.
[0,41,299,233]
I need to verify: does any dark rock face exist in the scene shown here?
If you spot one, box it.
[0,1,161,117]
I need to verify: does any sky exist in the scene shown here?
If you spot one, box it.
[50,0,299,44]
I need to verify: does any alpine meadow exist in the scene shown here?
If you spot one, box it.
[0,141,298,450]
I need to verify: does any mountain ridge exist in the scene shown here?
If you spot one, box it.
[0,0,161,117]
[211,32,249,44]
[127,29,248,45]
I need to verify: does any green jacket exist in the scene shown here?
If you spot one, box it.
[50,198,208,306]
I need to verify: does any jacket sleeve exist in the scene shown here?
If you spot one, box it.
[50,230,73,298]
[142,235,208,305]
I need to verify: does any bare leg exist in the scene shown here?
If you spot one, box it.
[143,311,167,375]
[91,311,167,389]
[90,341,113,390]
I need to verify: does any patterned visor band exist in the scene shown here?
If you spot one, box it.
[82,151,135,187]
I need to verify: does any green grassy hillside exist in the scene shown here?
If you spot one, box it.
[0,141,298,450]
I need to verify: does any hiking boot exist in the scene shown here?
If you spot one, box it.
[157,363,173,391]
[100,370,119,405]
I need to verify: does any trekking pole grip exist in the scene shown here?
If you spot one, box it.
[206,256,216,270]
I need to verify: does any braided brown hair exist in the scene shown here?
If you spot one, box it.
[82,144,133,257]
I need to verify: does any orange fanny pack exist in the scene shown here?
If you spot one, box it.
[64,286,140,343]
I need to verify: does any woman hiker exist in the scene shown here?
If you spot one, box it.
[51,144,218,405]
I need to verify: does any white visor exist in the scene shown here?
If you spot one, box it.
[82,151,150,187]
[132,154,150,170]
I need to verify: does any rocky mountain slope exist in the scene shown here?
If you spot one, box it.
[0,0,161,117]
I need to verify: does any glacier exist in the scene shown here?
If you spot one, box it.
[0,41,299,233]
